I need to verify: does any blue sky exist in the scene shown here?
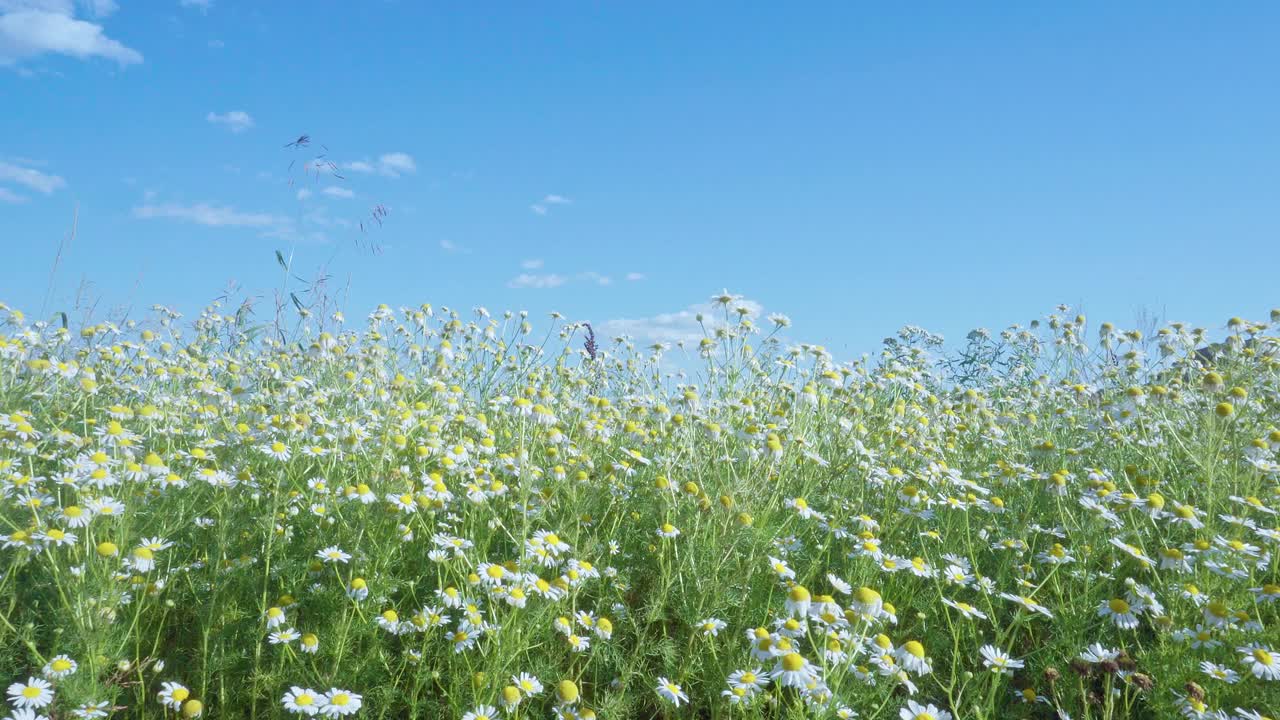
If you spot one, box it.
[2,1,1278,358]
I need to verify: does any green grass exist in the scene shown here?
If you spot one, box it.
[1,300,1278,720]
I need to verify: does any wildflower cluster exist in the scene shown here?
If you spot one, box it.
[0,297,1278,718]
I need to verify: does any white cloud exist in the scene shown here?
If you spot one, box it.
[295,188,312,200]
[579,271,611,286]
[341,153,416,178]
[599,297,765,346]
[0,160,65,193]
[206,110,253,133]
[179,0,212,10]
[520,258,543,270]
[377,152,415,177]
[82,0,116,17]
[626,272,645,281]
[206,38,222,48]
[440,239,470,254]
[507,273,567,290]
[0,3,141,66]
[530,193,570,215]
[132,202,289,229]
[0,186,27,203]
[321,185,353,199]
[0,2,70,13]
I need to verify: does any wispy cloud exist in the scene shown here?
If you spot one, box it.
[295,188,312,200]
[507,273,567,290]
[530,194,570,215]
[206,110,253,133]
[509,262,621,289]
[378,152,415,177]
[342,152,416,178]
[84,0,117,17]
[440,239,470,254]
[0,1,142,66]
[0,186,27,203]
[626,272,646,281]
[599,297,765,346]
[321,185,354,199]
[132,202,289,229]
[0,160,65,194]
[178,0,212,11]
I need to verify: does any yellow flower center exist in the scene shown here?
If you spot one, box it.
[557,680,579,703]
[781,653,806,671]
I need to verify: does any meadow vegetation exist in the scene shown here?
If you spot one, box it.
[1,294,1278,719]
